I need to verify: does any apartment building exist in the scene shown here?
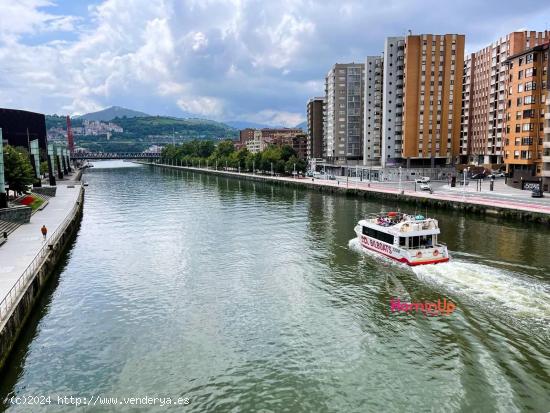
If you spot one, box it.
[381,37,406,166]
[402,34,465,167]
[461,31,550,165]
[503,43,549,191]
[324,63,365,164]
[364,56,383,165]
[306,97,325,159]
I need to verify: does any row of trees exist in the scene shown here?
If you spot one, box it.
[2,145,37,194]
[160,139,307,175]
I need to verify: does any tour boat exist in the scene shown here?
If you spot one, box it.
[354,211,449,266]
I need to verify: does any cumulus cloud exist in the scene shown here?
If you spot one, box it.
[0,0,549,125]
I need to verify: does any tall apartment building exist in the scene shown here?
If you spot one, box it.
[503,43,549,191]
[402,34,465,166]
[461,31,550,165]
[364,56,383,165]
[381,37,406,166]
[324,63,365,164]
[306,97,325,159]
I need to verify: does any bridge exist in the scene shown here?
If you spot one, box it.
[71,152,161,160]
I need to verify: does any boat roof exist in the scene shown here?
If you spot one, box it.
[359,212,441,236]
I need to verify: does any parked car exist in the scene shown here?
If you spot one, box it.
[531,188,544,198]
[419,183,431,191]
[415,177,430,184]
[328,175,336,180]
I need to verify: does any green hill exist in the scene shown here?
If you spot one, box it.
[112,116,237,139]
[78,106,149,121]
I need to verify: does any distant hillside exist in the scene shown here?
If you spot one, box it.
[79,106,150,121]
[224,121,274,130]
[111,116,238,139]
[295,121,307,130]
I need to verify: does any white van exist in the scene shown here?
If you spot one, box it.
[415,177,430,184]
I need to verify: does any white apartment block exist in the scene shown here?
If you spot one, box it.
[364,56,383,165]
[381,36,406,167]
[324,63,365,164]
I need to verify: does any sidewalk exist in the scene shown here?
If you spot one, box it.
[154,164,550,216]
[0,184,82,303]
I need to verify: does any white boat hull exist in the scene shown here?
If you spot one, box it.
[355,229,449,266]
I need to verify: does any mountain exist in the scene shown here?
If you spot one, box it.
[110,116,238,139]
[295,121,307,130]
[79,106,150,121]
[224,121,274,130]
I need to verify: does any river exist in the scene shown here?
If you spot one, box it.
[1,161,549,412]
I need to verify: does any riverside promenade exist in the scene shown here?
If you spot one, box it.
[147,162,550,222]
[0,178,84,369]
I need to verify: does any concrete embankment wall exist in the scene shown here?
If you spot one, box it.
[0,206,32,224]
[147,163,550,224]
[0,187,84,371]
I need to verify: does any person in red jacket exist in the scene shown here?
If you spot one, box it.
[41,225,48,240]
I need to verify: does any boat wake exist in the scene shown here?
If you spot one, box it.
[412,260,550,325]
[349,237,550,330]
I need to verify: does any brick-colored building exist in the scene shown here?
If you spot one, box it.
[306,97,325,159]
[402,34,465,167]
[504,42,549,191]
[239,128,306,158]
[461,31,550,165]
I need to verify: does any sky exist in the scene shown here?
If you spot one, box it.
[0,0,549,126]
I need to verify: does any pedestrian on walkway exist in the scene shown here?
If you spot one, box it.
[41,225,48,240]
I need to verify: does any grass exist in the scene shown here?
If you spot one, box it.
[19,194,45,211]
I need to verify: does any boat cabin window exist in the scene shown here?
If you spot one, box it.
[362,226,394,244]
[407,235,434,249]
[399,237,407,247]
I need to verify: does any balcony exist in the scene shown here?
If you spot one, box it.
[545,127,550,134]
[542,156,550,163]
[542,170,550,177]
[544,141,550,149]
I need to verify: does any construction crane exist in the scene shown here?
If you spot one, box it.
[66,115,74,154]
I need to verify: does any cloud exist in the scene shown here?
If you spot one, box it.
[0,0,549,125]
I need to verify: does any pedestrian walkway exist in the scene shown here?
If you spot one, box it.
[0,185,82,306]
[152,163,550,216]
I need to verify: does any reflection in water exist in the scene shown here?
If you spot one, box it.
[1,161,549,412]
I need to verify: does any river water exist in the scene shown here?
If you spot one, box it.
[1,161,549,412]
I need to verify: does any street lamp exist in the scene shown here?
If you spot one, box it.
[293,163,296,178]
[271,162,274,177]
[253,160,255,175]
[399,167,403,194]
[463,167,469,197]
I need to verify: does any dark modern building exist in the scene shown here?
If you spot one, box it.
[307,97,324,159]
[0,108,48,152]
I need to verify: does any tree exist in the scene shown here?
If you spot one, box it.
[3,145,35,194]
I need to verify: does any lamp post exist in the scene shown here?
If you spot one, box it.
[463,167,469,197]
[0,129,6,208]
[293,163,296,178]
[199,159,201,168]
[399,167,403,194]
[271,162,273,177]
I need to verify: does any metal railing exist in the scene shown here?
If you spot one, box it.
[0,186,84,326]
